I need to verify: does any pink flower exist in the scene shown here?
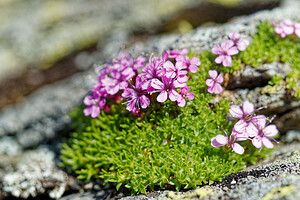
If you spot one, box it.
[122,76,150,112]
[140,57,166,92]
[164,61,188,83]
[211,128,248,154]
[168,48,189,59]
[294,22,300,38]
[272,19,294,38]
[205,70,223,94]
[151,76,185,103]
[229,100,266,135]
[248,117,279,151]
[83,93,106,118]
[211,40,238,67]
[177,86,195,107]
[228,32,250,51]
[133,55,147,70]
[176,55,201,73]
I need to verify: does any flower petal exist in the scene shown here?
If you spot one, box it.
[83,96,94,106]
[177,96,186,107]
[252,137,262,149]
[234,119,247,133]
[215,55,225,64]
[207,86,214,94]
[216,73,224,83]
[188,65,198,73]
[186,92,195,100]
[232,143,244,154]
[180,86,189,95]
[213,83,223,94]
[242,100,254,116]
[163,61,175,71]
[262,137,274,149]
[83,107,93,116]
[222,40,234,50]
[91,106,100,118]
[264,124,278,137]
[157,90,168,102]
[122,88,135,98]
[208,70,218,79]
[246,123,259,137]
[211,135,228,147]
[253,115,266,130]
[223,56,232,67]
[139,95,149,109]
[151,79,164,90]
[212,45,222,55]
[99,99,106,107]
[190,57,201,66]
[227,47,239,55]
[169,89,179,101]
[206,79,214,87]
[236,40,249,51]
[228,32,240,40]
[229,105,243,118]
[126,98,137,111]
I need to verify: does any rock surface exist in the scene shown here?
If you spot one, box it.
[0,0,300,199]
[1,147,68,199]
[0,0,201,80]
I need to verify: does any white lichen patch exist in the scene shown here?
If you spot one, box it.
[2,147,67,199]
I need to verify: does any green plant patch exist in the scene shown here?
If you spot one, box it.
[60,21,300,195]
[236,21,300,98]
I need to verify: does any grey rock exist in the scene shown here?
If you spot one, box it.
[60,191,108,200]
[1,147,68,199]
[0,136,22,156]
[0,71,95,149]
[285,130,300,143]
[226,62,292,89]
[0,0,199,81]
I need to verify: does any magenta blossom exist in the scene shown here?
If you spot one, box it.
[248,117,279,151]
[211,128,248,154]
[229,100,266,135]
[122,76,150,112]
[177,86,195,107]
[212,40,239,67]
[140,57,166,92]
[294,22,300,38]
[228,32,250,51]
[168,48,189,59]
[151,76,185,103]
[164,61,188,83]
[176,55,200,73]
[83,93,106,118]
[272,19,294,38]
[206,70,223,94]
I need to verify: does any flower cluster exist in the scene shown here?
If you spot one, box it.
[206,32,250,94]
[272,19,300,38]
[212,32,249,67]
[83,50,201,117]
[211,100,278,154]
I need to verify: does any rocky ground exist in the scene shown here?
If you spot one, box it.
[0,0,299,199]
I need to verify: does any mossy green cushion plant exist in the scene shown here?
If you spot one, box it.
[60,20,300,195]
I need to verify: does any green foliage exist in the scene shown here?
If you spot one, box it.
[237,21,300,98]
[61,60,270,194]
[61,20,300,194]
[61,93,269,194]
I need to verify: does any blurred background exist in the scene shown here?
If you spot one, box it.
[0,0,280,111]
